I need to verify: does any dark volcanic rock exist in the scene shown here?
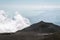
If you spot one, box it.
[0,33,14,35]
[0,32,51,40]
[19,21,60,33]
[0,21,60,40]
[0,32,59,40]
[44,32,60,40]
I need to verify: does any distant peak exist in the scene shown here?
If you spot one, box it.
[39,21,45,24]
[40,21,44,23]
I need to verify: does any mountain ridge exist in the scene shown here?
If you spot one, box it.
[18,21,60,33]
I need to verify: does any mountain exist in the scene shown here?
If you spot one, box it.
[44,32,60,40]
[0,21,60,40]
[19,21,60,33]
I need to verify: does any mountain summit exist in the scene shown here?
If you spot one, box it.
[0,21,60,40]
[20,21,60,33]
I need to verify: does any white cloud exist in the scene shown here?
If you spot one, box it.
[0,10,31,33]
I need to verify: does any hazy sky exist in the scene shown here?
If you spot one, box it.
[0,0,60,25]
[0,0,60,15]
[0,0,60,10]
[0,0,60,5]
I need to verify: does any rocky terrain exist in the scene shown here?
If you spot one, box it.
[0,21,60,40]
[20,21,60,33]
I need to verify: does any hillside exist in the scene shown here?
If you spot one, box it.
[19,21,60,33]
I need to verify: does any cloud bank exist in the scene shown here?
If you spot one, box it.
[0,10,31,33]
[17,5,60,10]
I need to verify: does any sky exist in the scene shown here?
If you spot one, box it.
[0,0,60,25]
[0,0,60,4]
[0,0,60,10]
[0,0,60,33]
[0,0,60,15]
